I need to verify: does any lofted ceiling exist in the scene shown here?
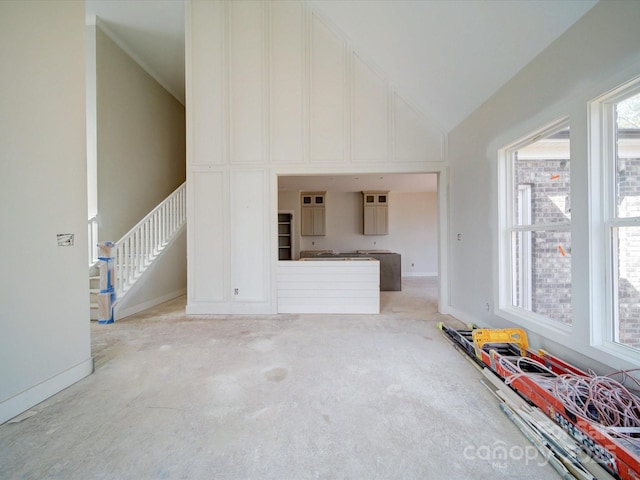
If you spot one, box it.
[84,0,598,192]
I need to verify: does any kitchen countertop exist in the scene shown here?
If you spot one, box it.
[295,250,401,291]
[356,250,392,254]
[298,257,377,261]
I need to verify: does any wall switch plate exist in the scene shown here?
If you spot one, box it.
[57,233,74,246]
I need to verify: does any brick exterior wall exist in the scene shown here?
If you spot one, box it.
[616,157,640,347]
[512,156,640,337]
[515,158,572,324]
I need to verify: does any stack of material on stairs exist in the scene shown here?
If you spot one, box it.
[97,241,115,324]
[89,263,100,320]
[438,322,640,480]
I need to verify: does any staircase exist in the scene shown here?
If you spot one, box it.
[89,182,186,321]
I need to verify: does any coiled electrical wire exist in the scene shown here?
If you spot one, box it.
[495,354,640,447]
[551,374,640,428]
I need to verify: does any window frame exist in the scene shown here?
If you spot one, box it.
[497,117,573,337]
[590,77,640,362]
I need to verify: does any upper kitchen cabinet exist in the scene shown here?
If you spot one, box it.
[363,191,388,235]
[301,192,326,236]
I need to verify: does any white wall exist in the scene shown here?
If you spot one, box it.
[392,192,438,276]
[278,190,438,276]
[0,0,93,423]
[187,0,446,314]
[96,25,186,242]
[447,1,640,372]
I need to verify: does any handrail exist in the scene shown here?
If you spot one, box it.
[113,182,186,298]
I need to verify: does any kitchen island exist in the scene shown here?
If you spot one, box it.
[356,251,401,291]
[299,250,401,291]
[277,257,379,314]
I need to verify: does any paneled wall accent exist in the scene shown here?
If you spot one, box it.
[351,53,389,163]
[393,93,443,163]
[229,170,268,302]
[269,1,305,164]
[229,1,265,164]
[189,0,225,165]
[187,166,271,314]
[187,0,444,314]
[189,0,443,168]
[191,170,226,301]
[310,13,347,163]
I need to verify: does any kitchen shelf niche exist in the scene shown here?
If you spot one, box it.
[278,212,293,260]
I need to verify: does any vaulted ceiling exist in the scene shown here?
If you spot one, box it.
[85,0,597,133]
[84,0,598,193]
[307,0,597,132]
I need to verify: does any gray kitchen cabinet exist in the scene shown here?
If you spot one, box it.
[301,192,325,236]
[363,191,388,235]
[356,250,401,291]
[371,252,401,291]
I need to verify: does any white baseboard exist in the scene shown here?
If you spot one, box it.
[185,300,274,315]
[445,306,490,328]
[444,306,471,325]
[115,288,186,321]
[403,272,438,277]
[1,357,94,425]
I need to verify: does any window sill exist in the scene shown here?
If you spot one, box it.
[590,341,640,368]
[496,305,572,340]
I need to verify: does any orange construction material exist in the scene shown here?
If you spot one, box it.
[471,328,529,359]
[440,322,640,479]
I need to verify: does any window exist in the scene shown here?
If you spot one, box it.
[599,84,640,352]
[499,120,572,328]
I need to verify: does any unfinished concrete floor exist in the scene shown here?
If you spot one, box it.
[0,278,560,479]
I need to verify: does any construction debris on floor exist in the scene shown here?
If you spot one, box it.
[438,322,640,480]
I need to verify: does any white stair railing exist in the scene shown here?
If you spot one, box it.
[113,182,186,299]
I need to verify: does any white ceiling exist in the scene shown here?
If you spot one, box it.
[85,0,186,103]
[84,0,597,193]
[307,0,597,132]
